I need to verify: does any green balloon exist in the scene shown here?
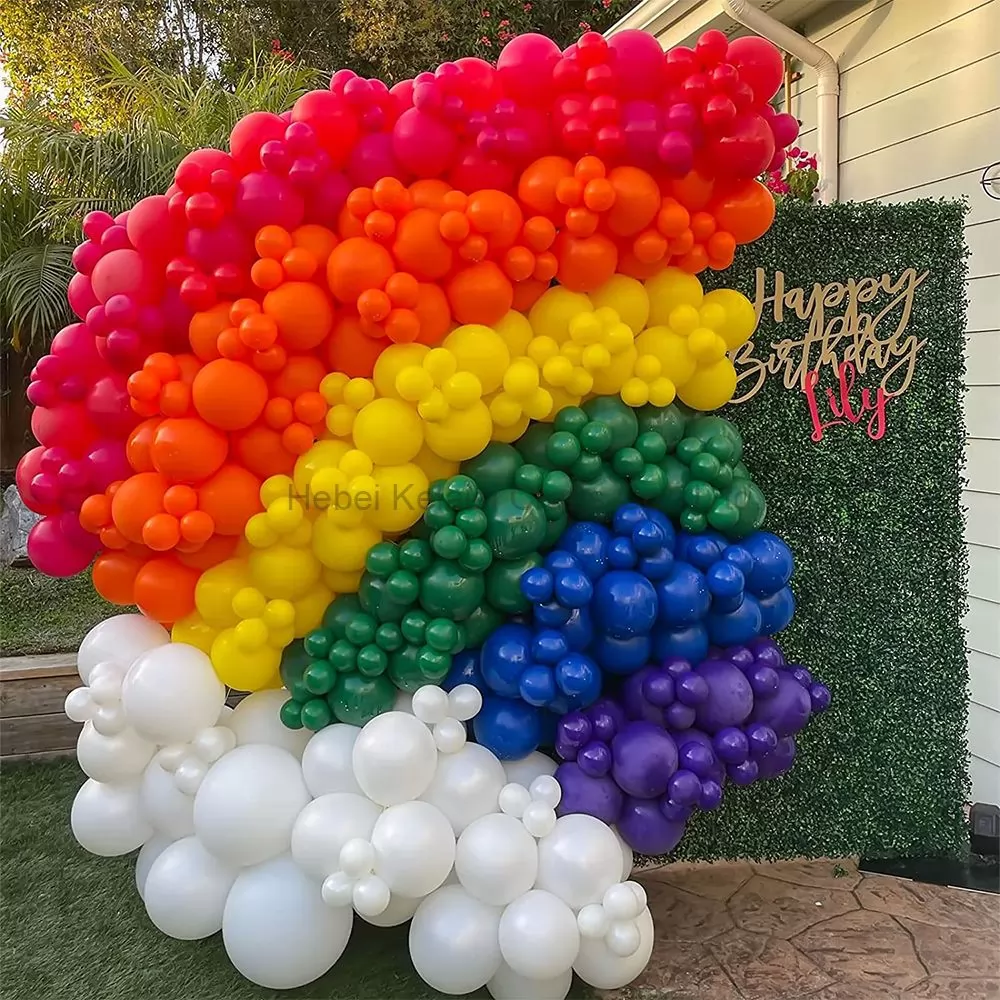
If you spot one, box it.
[385,569,420,606]
[344,614,377,646]
[358,574,412,622]
[485,551,542,614]
[542,504,568,549]
[329,673,395,726]
[329,638,358,673]
[365,541,399,578]
[631,464,666,501]
[708,499,740,532]
[375,621,404,652]
[636,403,687,451]
[356,643,388,677]
[513,463,544,495]
[279,638,310,692]
[455,507,488,538]
[546,431,582,469]
[458,537,493,573]
[419,559,485,619]
[425,618,460,653]
[463,604,504,648]
[516,422,556,467]
[579,421,613,455]
[612,446,644,479]
[301,697,333,731]
[568,467,630,522]
[730,479,768,537]
[484,489,547,559]
[388,644,425,692]
[553,406,588,434]
[424,499,455,530]
[683,479,717,513]
[432,524,468,560]
[653,456,689,517]
[303,628,334,660]
[322,594,364,636]
[687,415,744,462]
[400,609,429,644]
[418,645,451,682]
[280,698,303,729]
[541,470,572,502]
[462,443,523,496]
[680,509,708,533]
[398,538,434,573]
[442,474,480,510]
[634,430,667,464]
[570,452,602,482]
[582,396,639,450]
[304,660,336,695]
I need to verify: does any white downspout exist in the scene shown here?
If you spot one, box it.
[719,0,840,203]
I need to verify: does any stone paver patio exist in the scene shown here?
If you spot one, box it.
[605,858,1000,1000]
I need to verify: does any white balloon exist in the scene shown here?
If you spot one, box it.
[352,712,437,806]
[487,960,572,1000]
[522,802,556,839]
[223,854,353,989]
[409,885,502,994]
[432,718,467,754]
[603,882,643,921]
[498,890,580,980]
[71,778,152,856]
[77,615,169,684]
[498,783,531,818]
[77,721,156,784]
[144,836,240,939]
[340,838,375,878]
[420,742,505,835]
[135,835,174,900]
[573,906,653,989]
[371,801,455,898]
[536,813,623,910]
[194,746,310,867]
[121,643,225,745]
[455,813,537,906]
[65,686,94,723]
[362,891,420,927]
[616,831,634,881]
[411,685,450,724]
[502,751,557,788]
[301,724,362,798]
[392,690,413,714]
[352,874,390,917]
[140,751,196,839]
[448,684,483,722]
[229,691,309,758]
[290,793,381,881]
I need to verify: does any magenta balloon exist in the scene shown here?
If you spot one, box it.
[159,288,193,352]
[708,112,775,177]
[90,249,159,305]
[234,172,305,232]
[448,143,515,193]
[86,440,131,489]
[71,241,103,275]
[726,36,784,104]
[770,112,799,148]
[452,57,499,109]
[15,447,58,515]
[658,131,695,175]
[126,195,179,259]
[390,79,415,109]
[50,324,101,374]
[85,374,135,436]
[347,132,405,186]
[622,100,662,163]
[27,517,97,578]
[182,147,235,175]
[31,402,94,452]
[609,29,667,100]
[496,33,561,106]
[229,111,286,173]
[392,108,459,178]
[67,273,99,320]
[304,172,351,229]
[185,217,252,269]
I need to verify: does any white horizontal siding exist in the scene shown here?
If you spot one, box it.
[794,0,1000,802]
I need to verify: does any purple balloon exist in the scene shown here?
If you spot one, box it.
[666,768,702,806]
[611,721,678,798]
[699,779,723,810]
[746,722,778,759]
[713,726,749,765]
[693,659,754,733]
[665,701,696,730]
[757,736,796,779]
[555,762,623,824]
[617,796,686,855]
[750,672,811,737]
[578,741,612,778]
[728,758,759,786]
[622,667,663,725]
[674,728,725,785]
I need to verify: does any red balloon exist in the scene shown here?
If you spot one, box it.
[291,91,360,167]
[126,196,181,260]
[706,113,775,178]
[726,36,784,104]
[229,112,286,174]
[67,273,99,320]
[15,447,59,515]
[496,34,561,106]
[608,30,667,100]
[91,249,161,305]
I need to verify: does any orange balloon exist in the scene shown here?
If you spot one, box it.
[518,156,574,221]
[327,315,386,377]
[192,358,268,430]
[176,532,239,570]
[553,232,618,292]
[712,179,776,244]
[79,493,112,533]
[188,303,229,361]
[150,417,228,482]
[670,169,715,212]
[409,179,453,211]
[292,224,338,266]
[92,550,145,605]
[270,354,326,399]
[326,237,394,303]
[414,283,452,345]
[606,167,660,237]
[676,244,710,274]
[467,191,522,251]
[616,249,666,281]
[393,208,454,280]
[446,261,513,325]
[263,281,334,350]
[707,230,737,269]
[197,464,262,535]
[133,555,199,623]
[511,277,549,313]
[111,471,168,543]
[233,424,296,479]
[126,417,161,472]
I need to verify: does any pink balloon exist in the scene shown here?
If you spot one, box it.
[770,112,799,148]
[448,144,515,193]
[390,79,415,110]
[85,374,135,436]
[392,108,458,178]
[707,112,775,177]
[31,403,95,453]
[185,218,252,269]
[234,172,305,232]
[304,173,352,229]
[183,147,235,175]
[159,288,194,353]
[726,36,784,104]
[15,447,59,515]
[229,112,286,174]
[291,91,360,167]
[126,195,181,259]
[621,101,661,164]
[347,132,406,187]
[86,440,131,489]
[67,273,99,320]
[27,516,97,578]
[51,324,102,374]
[609,30,667,100]
[496,34,561,106]
[90,249,161,305]
[71,241,103,275]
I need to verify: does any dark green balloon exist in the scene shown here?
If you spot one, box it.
[388,644,424,691]
[358,573,412,622]
[400,609,429,644]
[356,643,388,677]
[419,559,485,619]
[329,673,395,726]
[636,403,687,451]
[365,541,399,578]
[545,431,582,469]
[463,604,504,648]
[304,660,336,695]
[631,464,666,501]
[687,415,744,462]
[582,396,638,450]
[279,698,303,729]
[344,614,377,646]
[568,467,630,522]
[454,507,488,538]
[398,538,434,573]
[730,479,768,537]
[279,639,310,692]
[302,697,333,731]
[329,638,358,673]
[458,537,493,573]
[303,628,334,660]
[432,524,468,560]
[484,489,547,559]
[515,422,556,467]
[541,502,568,548]
[462,443,523,496]
[375,621,404,652]
[322,594,363,636]
[442,474,480,510]
[513,463,544,496]
[425,618,460,653]
[485,551,542,614]
[653,456,689,517]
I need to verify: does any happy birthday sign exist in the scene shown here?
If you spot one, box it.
[730,267,929,441]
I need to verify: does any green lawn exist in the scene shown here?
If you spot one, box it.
[0,760,594,1000]
[0,567,124,657]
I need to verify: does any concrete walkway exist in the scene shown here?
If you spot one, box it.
[608,858,1000,1000]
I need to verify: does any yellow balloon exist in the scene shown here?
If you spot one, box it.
[678,359,738,411]
[702,288,758,349]
[370,463,430,533]
[373,343,429,398]
[248,544,321,600]
[413,444,459,485]
[195,559,252,628]
[171,612,217,655]
[491,413,531,442]
[312,518,381,572]
[211,629,281,692]
[423,400,493,461]
[292,586,335,636]
[352,398,424,465]
[442,325,510,394]
[590,344,638,396]
[495,310,534,356]
[589,275,650,334]
[293,439,350,494]
[635,327,696,388]
[529,286,593,342]
[645,268,703,327]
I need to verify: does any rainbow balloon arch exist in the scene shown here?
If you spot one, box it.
[21,27,830,994]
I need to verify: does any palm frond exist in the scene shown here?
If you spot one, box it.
[0,243,75,353]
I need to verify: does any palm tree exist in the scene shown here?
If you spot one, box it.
[0,50,321,476]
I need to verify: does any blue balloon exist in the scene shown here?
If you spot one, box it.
[742,532,794,596]
[556,522,611,580]
[707,595,763,646]
[520,566,553,603]
[481,623,533,697]
[473,695,543,760]
[706,561,746,613]
[638,544,674,582]
[444,648,483,690]
[532,629,569,665]
[590,632,651,675]
[758,587,795,634]
[652,623,709,663]
[520,664,557,707]
[612,502,648,536]
[676,531,727,571]
[656,562,710,626]
[555,653,602,706]
[553,567,593,608]
[593,570,658,639]
[561,605,594,651]
[608,535,638,569]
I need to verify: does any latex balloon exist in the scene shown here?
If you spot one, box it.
[420,742,506,835]
[370,800,456,898]
[228,690,310,758]
[535,813,624,909]
[455,812,538,906]
[352,711,438,806]
[573,905,654,989]
[140,750,196,840]
[301,724,364,797]
[135,834,174,900]
[488,961,572,1000]
[76,721,156,784]
[498,889,580,980]
[72,778,153,856]
[502,751,558,788]
[77,615,169,684]
[290,793,381,881]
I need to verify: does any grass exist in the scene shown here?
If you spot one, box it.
[0,760,595,1000]
[0,567,123,657]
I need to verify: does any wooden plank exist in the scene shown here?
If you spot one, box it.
[966,387,1000,441]
[0,674,79,719]
[0,652,77,681]
[965,490,1000,549]
[1,748,76,764]
[966,331,1000,386]
[967,276,1000,334]
[0,713,81,758]
[965,595,1000,658]
[871,171,1000,229]
[969,753,1000,804]
[839,109,1000,202]
[970,650,1000,713]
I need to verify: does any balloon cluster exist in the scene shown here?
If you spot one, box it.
[67,615,656,993]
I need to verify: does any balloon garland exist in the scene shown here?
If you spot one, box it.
[21,27,830,995]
